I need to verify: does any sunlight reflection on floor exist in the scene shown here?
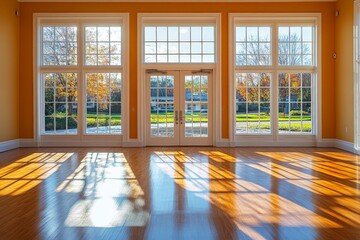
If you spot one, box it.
[62,152,149,228]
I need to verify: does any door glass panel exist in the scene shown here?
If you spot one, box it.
[184,75,209,137]
[150,75,175,137]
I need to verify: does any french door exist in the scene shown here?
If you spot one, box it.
[146,70,213,146]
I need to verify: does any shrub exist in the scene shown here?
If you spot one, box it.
[290,110,309,116]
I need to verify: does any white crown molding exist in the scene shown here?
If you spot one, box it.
[17,0,336,2]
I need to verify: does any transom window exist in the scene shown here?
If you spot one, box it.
[85,26,122,66]
[278,26,313,66]
[231,15,318,140]
[42,26,78,66]
[235,26,272,66]
[143,26,215,63]
[38,15,128,140]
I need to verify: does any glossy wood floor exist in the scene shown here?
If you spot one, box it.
[0,147,359,240]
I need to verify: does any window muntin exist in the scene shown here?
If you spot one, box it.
[42,26,78,66]
[235,26,272,66]
[144,26,215,63]
[235,73,271,134]
[278,26,313,66]
[86,73,122,134]
[43,72,78,134]
[278,73,312,134]
[85,26,122,66]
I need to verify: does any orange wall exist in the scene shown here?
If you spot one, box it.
[335,0,354,143]
[0,0,19,142]
[19,2,336,139]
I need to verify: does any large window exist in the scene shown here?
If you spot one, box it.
[37,14,128,142]
[231,14,319,142]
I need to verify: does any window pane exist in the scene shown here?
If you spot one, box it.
[85,26,122,66]
[235,73,271,134]
[278,73,313,134]
[235,26,272,66]
[144,26,215,63]
[86,73,122,134]
[278,26,314,66]
[43,73,78,134]
[42,26,78,66]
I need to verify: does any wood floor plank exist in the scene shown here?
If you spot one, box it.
[0,147,359,240]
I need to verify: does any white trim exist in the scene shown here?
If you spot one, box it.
[138,13,221,146]
[335,139,359,154]
[18,0,336,2]
[317,138,359,155]
[122,139,144,147]
[216,138,231,147]
[315,14,322,144]
[19,138,38,147]
[354,0,360,150]
[33,13,130,147]
[1,138,359,154]
[229,13,321,145]
[316,138,335,147]
[0,139,20,153]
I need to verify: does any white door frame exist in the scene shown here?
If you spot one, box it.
[137,13,222,147]
[355,0,360,151]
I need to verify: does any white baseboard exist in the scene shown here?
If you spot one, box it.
[0,139,20,152]
[0,138,358,155]
[122,139,145,147]
[215,139,230,147]
[19,138,144,148]
[334,139,358,154]
[316,138,336,147]
[20,138,38,147]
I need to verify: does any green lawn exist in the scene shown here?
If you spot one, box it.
[236,113,311,122]
[248,122,312,132]
[49,113,311,128]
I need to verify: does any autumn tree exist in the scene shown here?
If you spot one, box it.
[236,32,310,109]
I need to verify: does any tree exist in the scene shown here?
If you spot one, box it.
[235,31,310,108]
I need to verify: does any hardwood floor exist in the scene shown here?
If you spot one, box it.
[0,147,359,240]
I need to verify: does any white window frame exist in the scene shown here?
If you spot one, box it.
[34,13,129,147]
[355,0,360,152]
[229,13,322,146]
[137,13,222,146]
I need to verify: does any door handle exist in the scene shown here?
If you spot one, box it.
[175,110,178,124]
[179,110,183,124]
